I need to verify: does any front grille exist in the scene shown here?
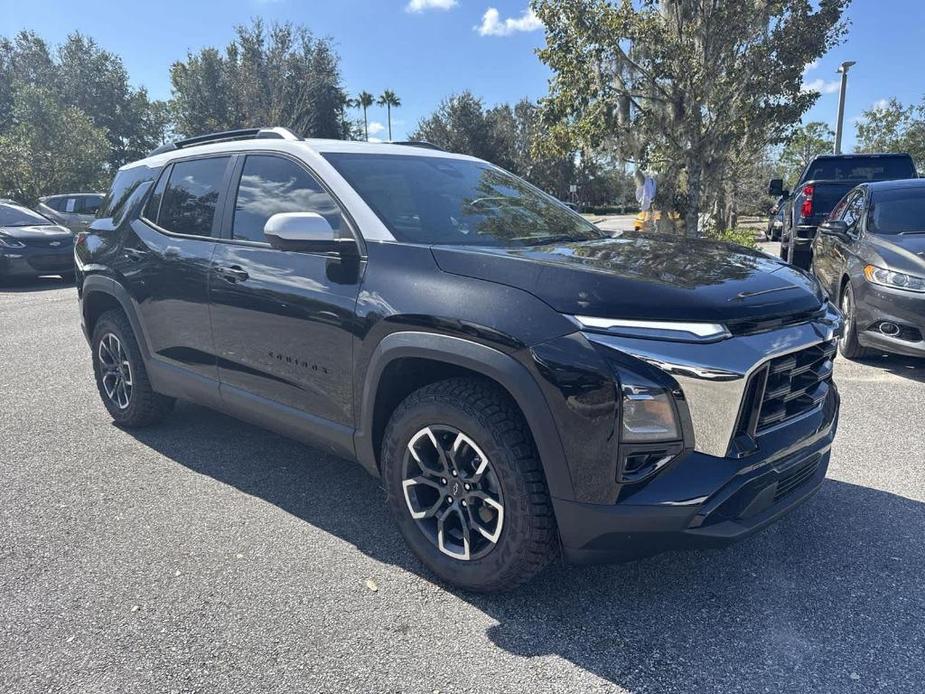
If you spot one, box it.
[21,236,72,248]
[726,307,827,336]
[755,340,836,433]
[774,454,821,502]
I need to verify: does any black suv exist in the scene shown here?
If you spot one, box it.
[77,127,842,591]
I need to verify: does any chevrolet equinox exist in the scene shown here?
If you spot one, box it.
[76,127,842,591]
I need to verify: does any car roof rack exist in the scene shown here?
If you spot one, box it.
[148,127,300,157]
[390,140,444,151]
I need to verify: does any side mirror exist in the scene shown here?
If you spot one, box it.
[768,178,784,197]
[819,219,849,240]
[263,212,358,256]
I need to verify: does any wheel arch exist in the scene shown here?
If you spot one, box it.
[81,276,151,361]
[356,331,574,501]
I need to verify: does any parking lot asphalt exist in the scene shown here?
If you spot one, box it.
[2,276,924,694]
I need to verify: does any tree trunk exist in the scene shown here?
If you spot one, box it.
[387,105,392,140]
[363,106,368,141]
[685,158,703,237]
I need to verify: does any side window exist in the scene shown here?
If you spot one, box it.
[841,193,865,232]
[156,157,230,237]
[45,197,65,212]
[232,155,345,243]
[79,196,102,215]
[99,166,156,220]
[143,166,171,223]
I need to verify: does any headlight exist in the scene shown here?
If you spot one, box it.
[0,236,26,249]
[864,265,925,293]
[621,383,681,442]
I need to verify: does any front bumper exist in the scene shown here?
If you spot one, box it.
[555,386,839,563]
[552,304,843,563]
[854,281,925,357]
[0,246,74,278]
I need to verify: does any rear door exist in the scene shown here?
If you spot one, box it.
[121,155,233,382]
[208,153,362,428]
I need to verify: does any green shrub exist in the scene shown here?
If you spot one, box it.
[705,227,758,249]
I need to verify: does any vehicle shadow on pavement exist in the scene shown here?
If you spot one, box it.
[0,275,74,293]
[855,353,925,383]
[130,402,925,693]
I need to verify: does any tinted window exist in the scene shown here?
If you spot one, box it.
[0,203,53,226]
[324,153,603,246]
[157,157,229,237]
[869,188,925,235]
[804,156,916,182]
[232,155,344,243]
[99,166,157,219]
[841,193,865,229]
[144,166,170,223]
[44,197,66,212]
[78,195,103,214]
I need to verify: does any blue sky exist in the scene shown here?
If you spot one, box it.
[1,0,923,148]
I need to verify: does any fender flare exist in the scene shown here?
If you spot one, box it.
[355,331,575,500]
[81,275,152,362]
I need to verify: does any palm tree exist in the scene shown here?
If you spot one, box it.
[377,90,401,141]
[356,91,374,141]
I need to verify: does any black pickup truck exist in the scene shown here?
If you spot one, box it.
[770,153,917,270]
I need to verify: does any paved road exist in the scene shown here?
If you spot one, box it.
[2,277,924,693]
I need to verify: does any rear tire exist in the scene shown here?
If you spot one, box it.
[91,309,174,426]
[838,281,875,360]
[381,378,557,592]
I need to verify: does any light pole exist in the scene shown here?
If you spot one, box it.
[833,60,856,154]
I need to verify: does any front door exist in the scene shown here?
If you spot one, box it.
[208,153,362,428]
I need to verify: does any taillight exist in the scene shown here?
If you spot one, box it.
[800,184,814,219]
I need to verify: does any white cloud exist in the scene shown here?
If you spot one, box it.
[406,0,457,12]
[871,98,890,111]
[368,137,384,144]
[802,60,819,76]
[476,7,542,37]
[367,121,386,136]
[801,78,840,95]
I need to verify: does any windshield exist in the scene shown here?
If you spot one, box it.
[0,204,52,227]
[869,189,925,235]
[323,153,605,246]
[804,156,916,182]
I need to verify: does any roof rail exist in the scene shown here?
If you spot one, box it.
[148,127,300,157]
[390,140,444,151]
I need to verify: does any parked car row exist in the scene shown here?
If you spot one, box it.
[764,152,923,361]
[0,193,103,283]
[809,178,925,360]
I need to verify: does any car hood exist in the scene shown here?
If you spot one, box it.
[0,224,71,239]
[431,234,826,323]
[867,234,925,276]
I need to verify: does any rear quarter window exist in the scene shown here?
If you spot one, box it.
[98,166,158,220]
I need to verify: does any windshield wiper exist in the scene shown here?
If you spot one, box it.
[898,230,925,236]
[517,235,583,246]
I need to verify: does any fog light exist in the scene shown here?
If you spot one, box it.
[879,321,900,337]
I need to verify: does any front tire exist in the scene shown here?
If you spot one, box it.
[91,309,174,426]
[381,378,557,592]
[838,281,875,360]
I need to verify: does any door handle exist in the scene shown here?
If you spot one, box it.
[216,265,250,283]
[124,248,148,262]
